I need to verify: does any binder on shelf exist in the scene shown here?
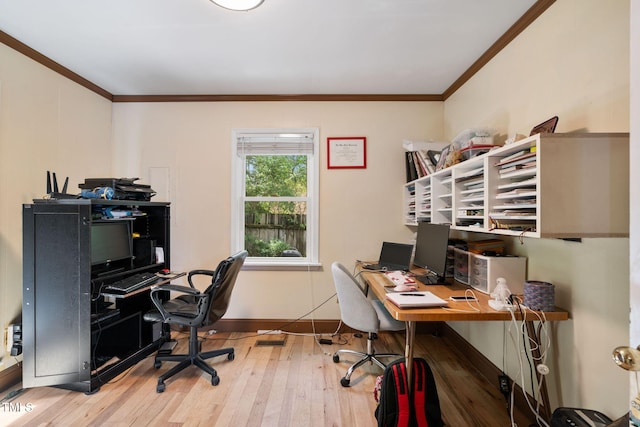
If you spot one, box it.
[405,150,439,182]
[403,139,442,182]
[405,152,418,182]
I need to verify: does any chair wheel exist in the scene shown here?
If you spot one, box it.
[340,377,351,387]
[154,360,162,369]
[211,376,220,386]
[228,352,235,361]
[157,383,166,393]
[333,354,339,363]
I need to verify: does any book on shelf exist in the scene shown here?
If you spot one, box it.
[405,151,418,182]
[418,149,436,174]
[405,149,437,182]
[401,139,449,181]
[413,152,428,177]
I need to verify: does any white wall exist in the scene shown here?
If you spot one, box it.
[0,43,113,370]
[444,0,629,418]
[111,101,443,319]
[0,0,632,420]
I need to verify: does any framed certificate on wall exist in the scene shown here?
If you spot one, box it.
[327,137,367,169]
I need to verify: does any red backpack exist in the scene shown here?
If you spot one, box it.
[375,358,443,427]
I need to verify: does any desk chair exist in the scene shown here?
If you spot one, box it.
[144,250,247,393]
[331,262,405,387]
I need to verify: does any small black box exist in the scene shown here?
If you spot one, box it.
[133,238,156,267]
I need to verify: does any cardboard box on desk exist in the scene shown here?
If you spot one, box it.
[467,239,505,254]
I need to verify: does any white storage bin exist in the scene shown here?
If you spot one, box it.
[453,248,469,284]
[463,251,527,295]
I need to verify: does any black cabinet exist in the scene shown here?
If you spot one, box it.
[22,199,171,393]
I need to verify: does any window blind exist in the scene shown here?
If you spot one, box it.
[236,133,315,155]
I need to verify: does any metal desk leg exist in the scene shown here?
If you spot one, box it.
[405,320,416,388]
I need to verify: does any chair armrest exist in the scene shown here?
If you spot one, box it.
[150,283,200,295]
[187,269,217,289]
[148,284,205,322]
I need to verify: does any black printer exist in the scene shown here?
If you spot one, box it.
[79,177,156,201]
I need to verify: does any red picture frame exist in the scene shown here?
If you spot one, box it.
[327,137,367,169]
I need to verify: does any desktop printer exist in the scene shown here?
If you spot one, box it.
[79,178,156,201]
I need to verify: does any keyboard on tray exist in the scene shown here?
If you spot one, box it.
[104,272,159,293]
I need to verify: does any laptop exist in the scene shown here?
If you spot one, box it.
[385,291,449,309]
[363,242,413,271]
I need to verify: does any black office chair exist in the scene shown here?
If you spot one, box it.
[331,262,405,387]
[143,250,247,392]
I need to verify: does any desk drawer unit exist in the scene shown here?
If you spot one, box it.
[465,251,527,295]
[454,248,470,284]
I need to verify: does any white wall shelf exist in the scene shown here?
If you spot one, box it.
[403,133,629,238]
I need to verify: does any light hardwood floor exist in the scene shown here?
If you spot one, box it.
[1,331,529,427]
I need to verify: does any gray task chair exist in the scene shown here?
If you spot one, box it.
[331,262,405,387]
[144,250,247,392]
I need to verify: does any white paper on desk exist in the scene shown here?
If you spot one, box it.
[386,291,449,308]
[155,247,165,264]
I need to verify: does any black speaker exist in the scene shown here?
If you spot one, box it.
[133,238,155,267]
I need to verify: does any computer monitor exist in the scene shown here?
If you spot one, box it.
[91,221,133,267]
[413,222,450,284]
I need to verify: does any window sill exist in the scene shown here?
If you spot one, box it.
[242,261,323,271]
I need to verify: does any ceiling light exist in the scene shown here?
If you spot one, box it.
[210,0,264,11]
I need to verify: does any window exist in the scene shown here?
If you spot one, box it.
[231,128,319,267]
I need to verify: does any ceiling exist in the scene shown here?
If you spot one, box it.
[0,0,547,99]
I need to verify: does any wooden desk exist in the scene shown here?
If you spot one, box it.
[359,267,569,421]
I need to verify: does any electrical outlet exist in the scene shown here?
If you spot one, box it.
[10,344,22,356]
[498,374,511,394]
[6,325,14,353]
[9,324,23,356]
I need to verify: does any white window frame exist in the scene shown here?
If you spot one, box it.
[231,128,320,269]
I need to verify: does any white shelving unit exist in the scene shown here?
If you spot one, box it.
[404,182,416,224]
[453,161,486,231]
[403,133,629,238]
[431,168,453,226]
[416,180,432,222]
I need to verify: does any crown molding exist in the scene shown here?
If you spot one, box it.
[442,0,555,100]
[0,30,113,101]
[111,94,443,102]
